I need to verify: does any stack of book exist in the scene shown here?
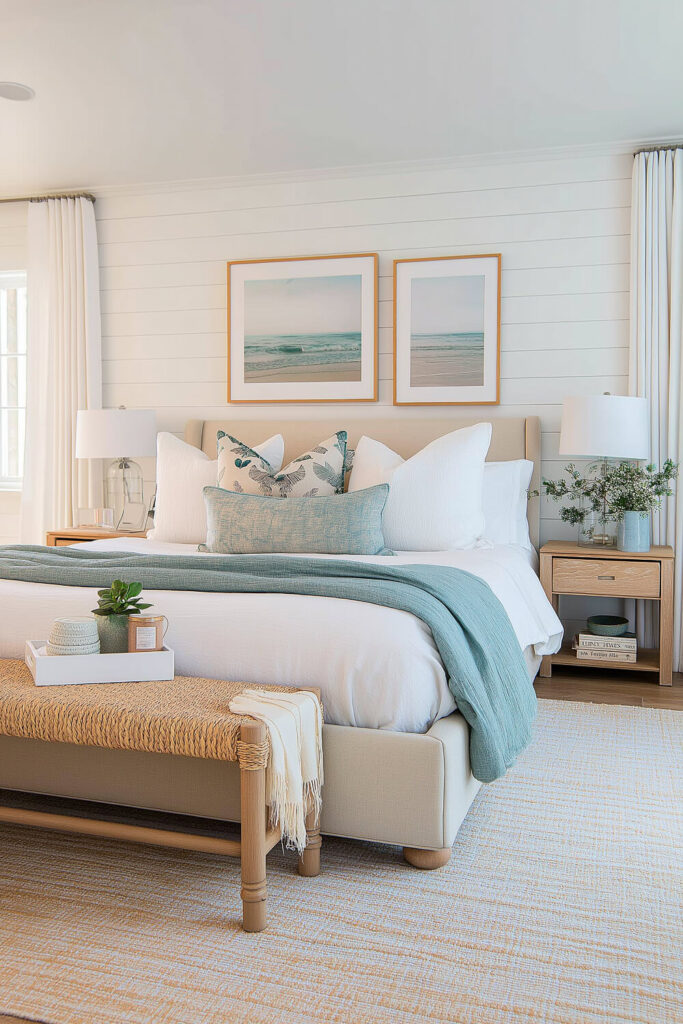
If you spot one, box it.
[572,632,637,663]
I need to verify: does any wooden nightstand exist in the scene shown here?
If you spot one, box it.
[46,528,148,547]
[539,541,674,686]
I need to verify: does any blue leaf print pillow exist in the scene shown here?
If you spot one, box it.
[216,430,352,497]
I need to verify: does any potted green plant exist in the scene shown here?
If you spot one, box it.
[609,460,677,551]
[92,580,152,653]
[541,459,678,551]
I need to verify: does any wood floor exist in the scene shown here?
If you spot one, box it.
[536,667,683,709]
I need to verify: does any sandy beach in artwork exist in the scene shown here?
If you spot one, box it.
[245,361,361,383]
[410,332,484,388]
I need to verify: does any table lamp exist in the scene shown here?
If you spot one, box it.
[559,394,649,545]
[75,407,157,531]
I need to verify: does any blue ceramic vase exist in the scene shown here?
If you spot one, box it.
[617,511,651,553]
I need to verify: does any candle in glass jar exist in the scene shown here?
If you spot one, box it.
[128,615,168,652]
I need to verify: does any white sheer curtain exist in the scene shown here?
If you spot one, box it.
[21,197,102,543]
[629,147,683,668]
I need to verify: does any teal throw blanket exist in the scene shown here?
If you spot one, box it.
[0,546,536,782]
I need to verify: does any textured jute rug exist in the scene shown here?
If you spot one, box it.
[0,700,680,1024]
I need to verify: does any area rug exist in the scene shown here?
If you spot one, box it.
[0,700,680,1024]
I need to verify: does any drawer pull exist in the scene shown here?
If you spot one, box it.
[597,575,616,580]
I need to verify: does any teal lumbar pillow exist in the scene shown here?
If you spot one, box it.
[201,484,392,555]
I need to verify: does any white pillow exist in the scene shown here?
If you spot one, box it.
[149,431,284,544]
[482,460,534,549]
[348,422,492,550]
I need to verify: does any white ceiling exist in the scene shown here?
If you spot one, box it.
[2,0,682,194]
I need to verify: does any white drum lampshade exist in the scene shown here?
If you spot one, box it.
[75,409,157,531]
[559,395,649,460]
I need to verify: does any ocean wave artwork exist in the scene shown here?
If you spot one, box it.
[410,331,485,387]
[244,331,362,383]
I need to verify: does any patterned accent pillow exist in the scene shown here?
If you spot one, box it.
[216,430,352,497]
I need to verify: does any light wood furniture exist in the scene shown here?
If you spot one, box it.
[46,528,148,547]
[539,541,674,686]
[0,662,322,932]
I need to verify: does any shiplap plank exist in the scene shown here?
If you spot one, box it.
[501,347,628,379]
[501,374,627,406]
[502,320,628,351]
[98,208,630,268]
[102,264,628,314]
[96,179,631,246]
[94,152,631,220]
[99,236,628,292]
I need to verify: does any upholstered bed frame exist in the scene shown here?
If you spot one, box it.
[1,416,540,869]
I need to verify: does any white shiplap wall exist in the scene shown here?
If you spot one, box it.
[0,200,27,543]
[96,150,632,546]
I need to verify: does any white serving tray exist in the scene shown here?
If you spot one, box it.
[25,641,174,687]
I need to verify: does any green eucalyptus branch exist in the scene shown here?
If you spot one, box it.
[541,459,678,525]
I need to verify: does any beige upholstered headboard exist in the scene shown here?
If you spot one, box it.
[185,416,541,549]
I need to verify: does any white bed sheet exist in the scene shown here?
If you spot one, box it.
[0,539,562,733]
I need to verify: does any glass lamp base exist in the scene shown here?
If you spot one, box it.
[578,511,617,547]
[104,457,147,531]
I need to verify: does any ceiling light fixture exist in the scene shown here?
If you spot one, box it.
[0,82,35,101]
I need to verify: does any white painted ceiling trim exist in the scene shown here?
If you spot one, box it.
[2,135,681,205]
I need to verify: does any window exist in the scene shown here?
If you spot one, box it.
[0,272,27,487]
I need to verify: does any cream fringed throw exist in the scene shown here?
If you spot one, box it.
[229,689,323,853]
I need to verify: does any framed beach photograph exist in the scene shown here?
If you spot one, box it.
[228,253,378,403]
[393,254,501,406]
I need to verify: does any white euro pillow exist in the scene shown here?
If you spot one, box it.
[148,431,284,544]
[348,422,492,550]
[482,459,534,549]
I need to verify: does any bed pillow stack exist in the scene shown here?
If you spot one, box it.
[348,422,492,551]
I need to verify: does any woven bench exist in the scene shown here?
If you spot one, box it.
[0,660,322,932]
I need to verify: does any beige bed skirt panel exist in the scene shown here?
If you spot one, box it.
[0,714,481,851]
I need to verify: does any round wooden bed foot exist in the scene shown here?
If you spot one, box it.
[403,846,451,870]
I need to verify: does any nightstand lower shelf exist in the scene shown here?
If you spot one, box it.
[550,643,660,673]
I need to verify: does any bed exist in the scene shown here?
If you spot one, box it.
[0,416,562,867]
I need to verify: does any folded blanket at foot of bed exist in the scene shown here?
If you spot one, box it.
[0,546,536,782]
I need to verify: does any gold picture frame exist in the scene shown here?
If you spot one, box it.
[228,253,378,403]
[393,254,501,406]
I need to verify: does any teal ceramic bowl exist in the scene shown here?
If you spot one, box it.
[587,614,629,637]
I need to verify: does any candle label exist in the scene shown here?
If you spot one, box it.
[134,625,158,651]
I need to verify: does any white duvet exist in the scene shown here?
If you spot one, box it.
[0,539,562,733]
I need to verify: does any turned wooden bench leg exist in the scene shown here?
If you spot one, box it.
[403,846,451,870]
[298,805,322,877]
[239,719,268,932]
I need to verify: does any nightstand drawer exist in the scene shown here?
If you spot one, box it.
[552,557,660,598]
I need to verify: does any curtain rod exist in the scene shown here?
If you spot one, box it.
[634,142,683,155]
[0,192,96,205]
